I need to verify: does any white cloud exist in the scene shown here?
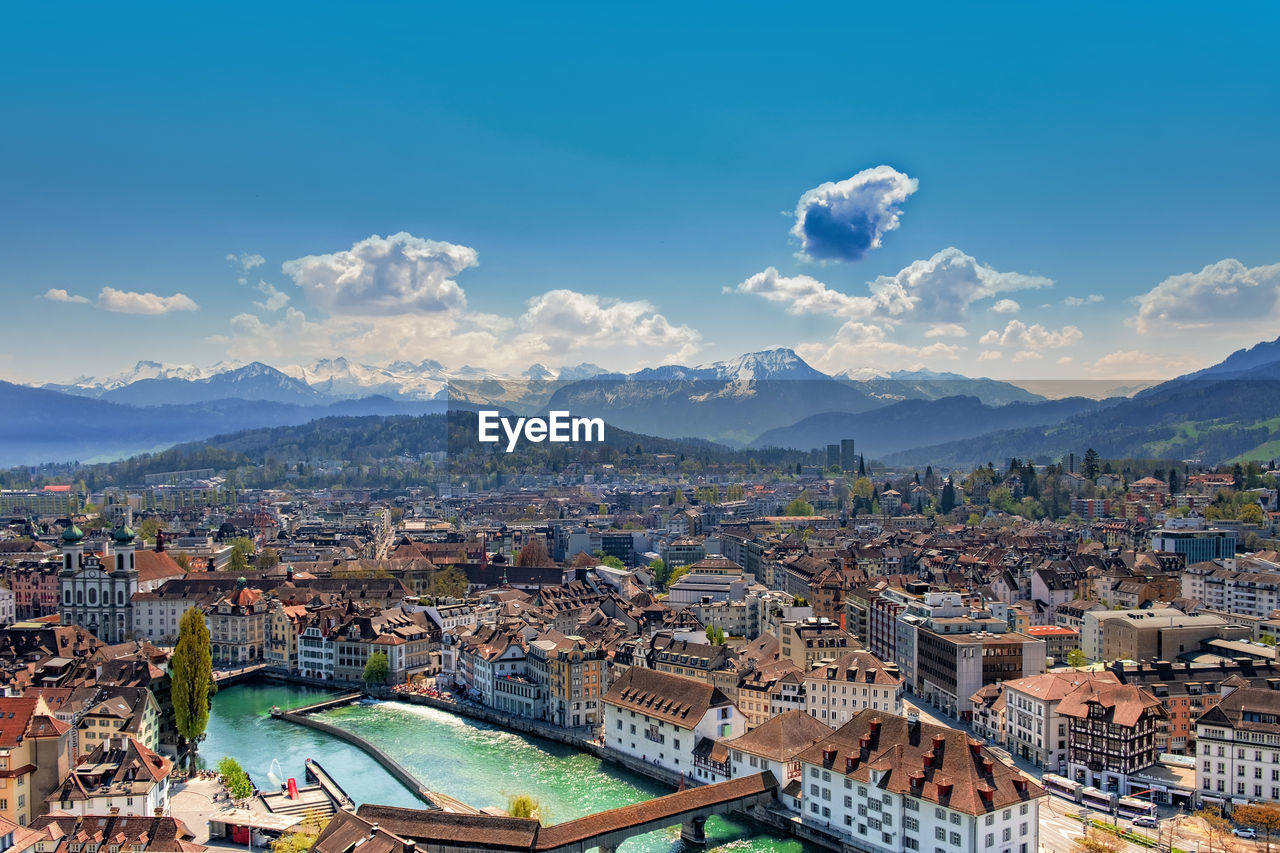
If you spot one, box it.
[1133,258,1280,333]
[732,248,1052,326]
[1064,294,1104,306]
[253,281,290,312]
[514,290,701,361]
[1057,356,1074,365]
[991,298,1020,313]
[283,232,477,316]
[1087,349,1195,379]
[979,320,1082,349]
[1012,350,1043,362]
[978,350,1003,362]
[227,252,266,284]
[41,288,89,304]
[791,166,918,262]
[918,342,963,360]
[924,323,968,339]
[98,287,198,315]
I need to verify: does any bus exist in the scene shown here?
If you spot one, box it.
[1118,795,1158,820]
[1042,773,1084,802]
[1081,786,1114,811]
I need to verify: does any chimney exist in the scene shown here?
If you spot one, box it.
[969,739,983,756]
[932,733,945,751]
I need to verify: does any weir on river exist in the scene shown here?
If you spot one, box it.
[201,680,812,853]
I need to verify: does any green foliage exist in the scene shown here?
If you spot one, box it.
[666,564,691,588]
[363,651,391,686]
[599,555,625,569]
[255,547,280,570]
[218,756,255,801]
[1066,648,1088,669]
[172,607,212,772]
[270,811,329,853]
[228,537,254,573]
[508,793,542,820]
[173,552,192,571]
[704,624,726,645]
[783,498,814,516]
[649,559,670,588]
[137,517,163,544]
[428,566,469,599]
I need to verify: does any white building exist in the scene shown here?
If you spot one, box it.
[603,666,744,781]
[794,709,1046,853]
[0,587,14,627]
[47,735,172,817]
[1001,671,1120,772]
[1195,685,1280,807]
[59,525,139,643]
[298,624,336,680]
[726,710,834,812]
[803,650,904,727]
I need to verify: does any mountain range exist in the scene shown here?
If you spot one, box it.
[7,337,1280,468]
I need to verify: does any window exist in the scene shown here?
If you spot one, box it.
[950,813,961,826]
[950,832,961,846]
[936,828,946,841]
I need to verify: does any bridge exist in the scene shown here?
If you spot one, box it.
[328,771,779,853]
[212,663,269,685]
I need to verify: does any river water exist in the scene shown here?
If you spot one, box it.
[201,681,810,853]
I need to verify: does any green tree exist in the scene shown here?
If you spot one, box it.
[508,793,543,820]
[270,810,330,853]
[939,479,957,514]
[1241,502,1265,524]
[173,552,192,571]
[218,756,255,801]
[783,498,814,516]
[649,558,670,588]
[255,547,280,571]
[1082,448,1100,481]
[1168,467,1181,494]
[1066,648,1088,669]
[428,566,469,599]
[137,517,162,544]
[363,651,391,686]
[172,607,213,773]
[667,564,691,588]
[599,555,625,569]
[228,537,254,573]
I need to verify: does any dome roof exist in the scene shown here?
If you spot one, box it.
[112,524,136,544]
[61,524,84,542]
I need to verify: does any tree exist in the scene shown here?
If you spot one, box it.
[218,756,254,801]
[228,537,254,573]
[172,607,213,773]
[1073,826,1120,853]
[939,480,957,514]
[508,793,543,820]
[517,537,555,567]
[428,566,469,599]
[705,624,726,645]
[649,558,671,588]
[137,517,162,544]
[271,810,330,853]
[363,651,390,687]
[599,555,625,569]
[1241,502,1266,524]
[783,498,814,516]
[173,552,192,571]
[1196,807,1232,853]
[255,547,280,571]
[1082,448,1101,481]
[1168,467,1181,494]
[1066,648,1088,669]
[1235,802,1280,853]
[666,564,691,588]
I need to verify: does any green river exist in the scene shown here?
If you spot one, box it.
[202,681,810,853]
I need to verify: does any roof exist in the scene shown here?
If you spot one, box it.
[602,666,734,729]
[1057,680,1167,727]
[1001,671,1120,703]
[0,697,39,748]
[794,709,1044,815]
[725,710,834,762]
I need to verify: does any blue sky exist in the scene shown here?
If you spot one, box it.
[3,1,1279,384]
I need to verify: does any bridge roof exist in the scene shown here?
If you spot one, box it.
[343,772,778,852]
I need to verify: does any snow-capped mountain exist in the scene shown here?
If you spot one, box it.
[629,348,829,383]
[45,360,240,395]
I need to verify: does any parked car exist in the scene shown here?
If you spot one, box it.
[1234,828,1258,839]
[1133,816,1158,828]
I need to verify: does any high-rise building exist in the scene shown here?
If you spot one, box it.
[827,444,841,469]
[840,438,856,472]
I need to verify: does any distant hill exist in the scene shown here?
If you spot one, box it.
[750,395,1108,456]
[0,381,446,466]
[840,369,1046,406]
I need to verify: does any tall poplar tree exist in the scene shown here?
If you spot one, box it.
[172,606,213,773]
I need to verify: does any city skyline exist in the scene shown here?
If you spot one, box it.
[3,3,1279,384]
